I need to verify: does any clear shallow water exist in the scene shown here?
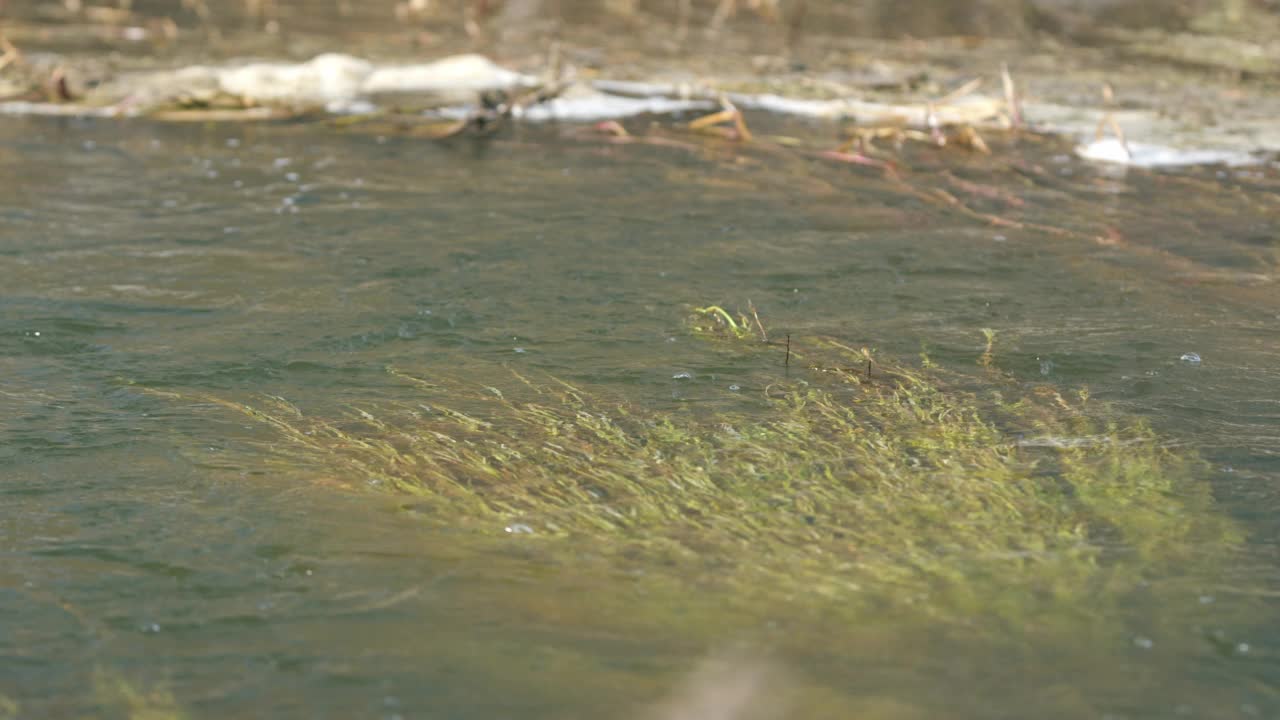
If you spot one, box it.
[1,115,1278,719]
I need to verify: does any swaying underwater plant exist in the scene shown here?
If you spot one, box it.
[149,309,1241,636]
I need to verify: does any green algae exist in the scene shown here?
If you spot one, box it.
[121,304,1262,718]
[91,668,187,720]
[153,308,1241,636]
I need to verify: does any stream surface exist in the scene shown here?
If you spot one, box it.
[1,110,1278,719]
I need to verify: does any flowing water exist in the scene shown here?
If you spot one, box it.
[1,106,1278,719]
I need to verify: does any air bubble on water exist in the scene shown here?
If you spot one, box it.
[1180,352,1202,364]
[285,172,300,182]
[672,371,693,380]
[1039,358,1054,376]
[505,523,533,535]
[141,623,161,633]
[1133,636,1154,650]
[728,384,741,391]
[233,180,244,189]
[1199,594,1215,604]
[1237,642,1251,654]
[273,157,291,168]
[226,138,241,148]
[513,347,526,354]
[206,170,219,179]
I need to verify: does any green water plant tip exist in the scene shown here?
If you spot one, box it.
[92,668,187,720]
[693,305,754,339]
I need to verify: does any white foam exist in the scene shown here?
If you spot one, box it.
[1076,138,1258,168]
[515,94,711,122]
[217,53,374,105]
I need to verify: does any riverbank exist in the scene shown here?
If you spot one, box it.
[3,1,1280,167]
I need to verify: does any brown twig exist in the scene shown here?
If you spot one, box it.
[943,171,1025,208]
[0,33,21,73]
[1001,62,1023,129]
[923,187,1103,242]
[45,67,76,102]
[688,95,752,142]
[934,76,983,106]
[1093,82,1132,160]
[816,149,898,177]
[747,299,768,342]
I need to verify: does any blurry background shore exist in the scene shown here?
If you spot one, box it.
[2,0,1278,68]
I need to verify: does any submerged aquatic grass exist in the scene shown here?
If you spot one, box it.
[91,668,186,720]
[148,309,1240,631]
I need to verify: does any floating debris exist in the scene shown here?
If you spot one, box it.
[2,52,536,116]
[1077,139,1258,168]
[2,48,1275,169]
[513,91,711,122]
